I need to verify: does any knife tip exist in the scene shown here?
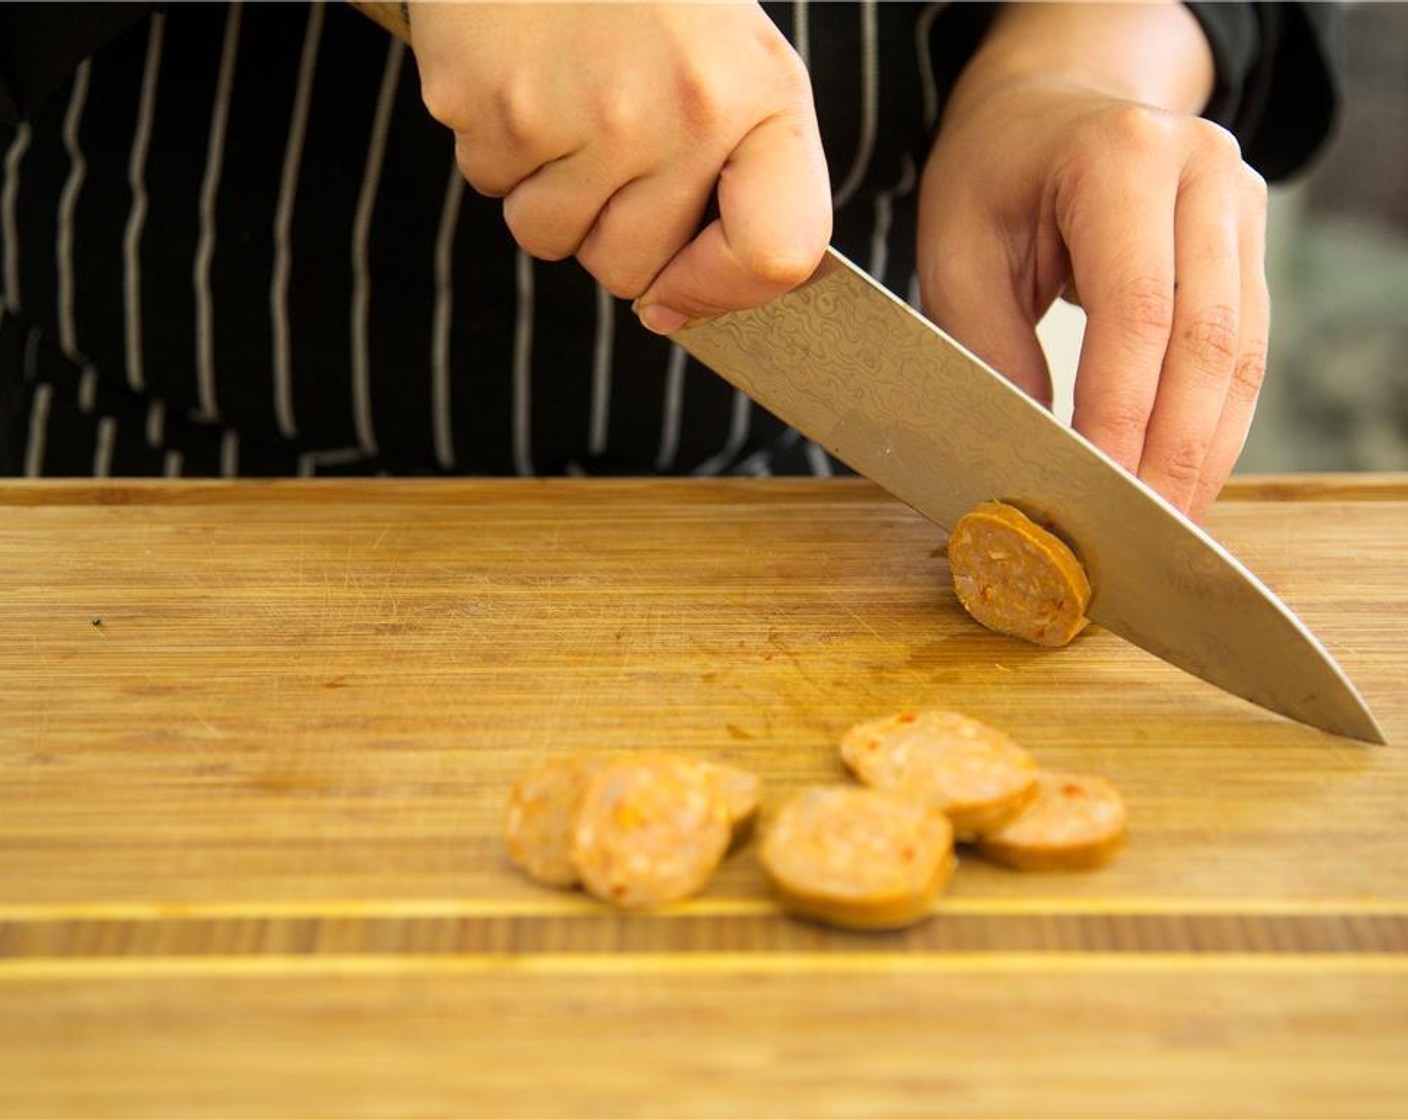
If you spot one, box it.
[1314,697,1389,745]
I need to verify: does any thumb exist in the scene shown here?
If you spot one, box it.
[635,110,831,332]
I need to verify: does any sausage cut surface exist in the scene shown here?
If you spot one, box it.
[947,500,1091,647]
[693,759,762,846]
[761,785,955,930]
[976,769,1127,870]
[571,752,733,908]
[840,709,1039,835]
[504,753,610,888]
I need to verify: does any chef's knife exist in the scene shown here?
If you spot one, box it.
[671,248,1385,744]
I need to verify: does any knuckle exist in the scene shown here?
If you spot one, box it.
[753,20,799,65]
[1190,118,1244,165]
[674,30,808,139]
[492,80,544,150]
[596,264,654,302]
[463,175,514,200]
[1190,478,1224,521]
[454,138,513,198]
[765,37,812,97]
[418,74,462,128]
[1093,103,1172,159]
[1085,394,1152,456]
[738,237,826,291]
[1160,435,1211,490]
[672,65,729,135]
[502,198,575,262]
[593,86,644,143]
[1193,119,1239,166]
[724,197,831,296]
[1179,305,1240,377]
[1229,348,1268,404]
[605,276,650,301]
[1110,274,1175,341]
[739,20,810,102]
[1241,163,1269,213]
[577,245,654,301]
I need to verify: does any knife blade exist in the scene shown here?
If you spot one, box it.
[672,247,1385,744]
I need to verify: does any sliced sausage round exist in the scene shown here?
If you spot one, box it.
[761,785,955,930]
[693,759,762,847]
[947,500,1091,647]
[571,752,733,909]
[504,752,612,888]
[840,709,1039,836]
[976,769,1127,870]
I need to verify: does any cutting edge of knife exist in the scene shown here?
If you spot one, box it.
[674,247,1389,745]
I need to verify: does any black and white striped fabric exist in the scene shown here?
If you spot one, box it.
[0,1,949,478]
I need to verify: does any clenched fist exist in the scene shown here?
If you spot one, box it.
[410,2,832,332]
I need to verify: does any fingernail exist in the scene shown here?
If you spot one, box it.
[638,304,690,335]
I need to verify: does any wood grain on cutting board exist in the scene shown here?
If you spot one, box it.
[1,477,1405,1118]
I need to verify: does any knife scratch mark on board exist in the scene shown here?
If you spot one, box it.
[819,588,906,655]
[183,707,222,738]
[764,630,829,696]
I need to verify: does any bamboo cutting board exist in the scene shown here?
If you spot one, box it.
[1,476,1406,1118]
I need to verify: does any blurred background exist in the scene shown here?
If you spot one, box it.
[1040,1,1408,473]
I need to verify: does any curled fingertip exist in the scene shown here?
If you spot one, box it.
[636,303,691,335]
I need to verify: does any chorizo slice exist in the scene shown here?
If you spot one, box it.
[947,500,1091,647]
[693,759,762,847]
[761,786,955,930]
[976,769,1127,870]
[840,709,1039,836]
[571,752,733,909]
[504,752,612,888]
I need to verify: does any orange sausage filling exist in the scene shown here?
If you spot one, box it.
[840,709,1039,836]
[947,500,1091,647]
[975,770,1127,871]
